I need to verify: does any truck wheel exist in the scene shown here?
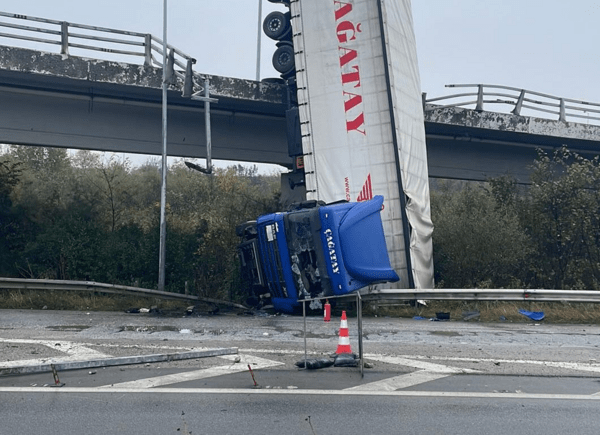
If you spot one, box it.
[272,44,295,75]
[263,11,290,41]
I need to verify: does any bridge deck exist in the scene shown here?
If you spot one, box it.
[1,45,599,182]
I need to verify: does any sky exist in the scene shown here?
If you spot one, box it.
[2,0,600,167]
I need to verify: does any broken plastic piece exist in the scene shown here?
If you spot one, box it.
[519,309,545,321]
[462,310,480,321]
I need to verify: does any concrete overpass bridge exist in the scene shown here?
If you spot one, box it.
[1,11,600,183]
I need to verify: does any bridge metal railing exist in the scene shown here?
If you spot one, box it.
[0,11,200,97]
[424,84,600,126]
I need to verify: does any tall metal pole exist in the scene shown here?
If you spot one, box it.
[255,0,262,81]
[158,0,168,291]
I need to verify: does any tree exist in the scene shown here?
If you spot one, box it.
[525,147,600,289]
[431,179,532,288]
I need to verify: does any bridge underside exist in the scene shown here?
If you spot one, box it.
[1,46,600,182]
[0,46,290,167]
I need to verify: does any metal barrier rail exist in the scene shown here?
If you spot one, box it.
[0,277,248,309]
[424,84,600,125]
[2,277,600,304]
[0,11,200,96]
[367,288,600,303]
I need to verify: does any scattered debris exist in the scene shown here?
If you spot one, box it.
[50,364,64,387]
[435,312,450,321]
[88,371,96,375]
[519,309,545,321]
[248,364,258,387]
[462,310,480,321]
[295,358,334,370]
[334,353,358,367]
[363,362,374,369]
[499,315,507,321]
[179,329,192,334]
[412,316,427,320]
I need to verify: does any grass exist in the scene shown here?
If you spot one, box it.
[3,289,600,323]
[366,300,600,324]
[0,289,196,313]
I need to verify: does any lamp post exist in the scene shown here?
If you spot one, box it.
[256,0,262,81]
[158,0,168,291]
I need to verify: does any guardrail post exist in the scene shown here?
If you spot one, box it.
[60,22,69,57]
[144,34,152,67]
[559,98,566,122]
[511,89,525,116]
[182,58,194,98]
[475,84,484,111]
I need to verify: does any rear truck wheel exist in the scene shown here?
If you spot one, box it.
[272,43,295,75]
[263,11,291,41]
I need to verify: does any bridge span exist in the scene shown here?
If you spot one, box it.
[1,12,599,183]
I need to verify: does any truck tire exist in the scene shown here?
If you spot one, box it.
[272,44,295,75]
[263,11,290,41]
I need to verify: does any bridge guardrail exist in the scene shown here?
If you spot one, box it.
[424,84,600,126]
[0,11,202,97]
[1,277,600,305]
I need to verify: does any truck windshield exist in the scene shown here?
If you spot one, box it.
[283,208,332,299]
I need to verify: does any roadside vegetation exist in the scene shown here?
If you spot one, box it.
[1,145,600,320]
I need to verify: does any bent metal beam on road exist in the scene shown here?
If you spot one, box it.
[1,45,600,181]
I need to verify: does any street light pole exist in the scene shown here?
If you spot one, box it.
[158,0,168,291]
[256,0,262,81]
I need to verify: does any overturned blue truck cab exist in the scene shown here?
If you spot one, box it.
[237,196,399,313]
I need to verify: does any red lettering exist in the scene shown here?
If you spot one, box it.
[346,113,366,135]
[343,91,362,112]
[338,46,358,68]
[341,65,361,87]
[336,20,357,43]
[334,1,353,21]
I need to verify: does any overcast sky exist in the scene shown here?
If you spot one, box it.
[3,1,600,166]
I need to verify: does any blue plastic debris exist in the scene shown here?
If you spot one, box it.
[518,309,545,321]
[412,316,427,320]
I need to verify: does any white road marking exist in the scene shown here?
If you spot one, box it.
[0,338,110,368]
[389,354,600,374]
[100,354,284,388]
[346,371,451,391]
[366,355,479,374]
[0,386,599,400]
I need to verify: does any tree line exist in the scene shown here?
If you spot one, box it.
[1,145,599,303]
[0,146,279,301]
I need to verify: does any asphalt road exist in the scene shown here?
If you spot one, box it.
[1,309,600,434]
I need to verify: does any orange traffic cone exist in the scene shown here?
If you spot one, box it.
[335,311,352,354]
